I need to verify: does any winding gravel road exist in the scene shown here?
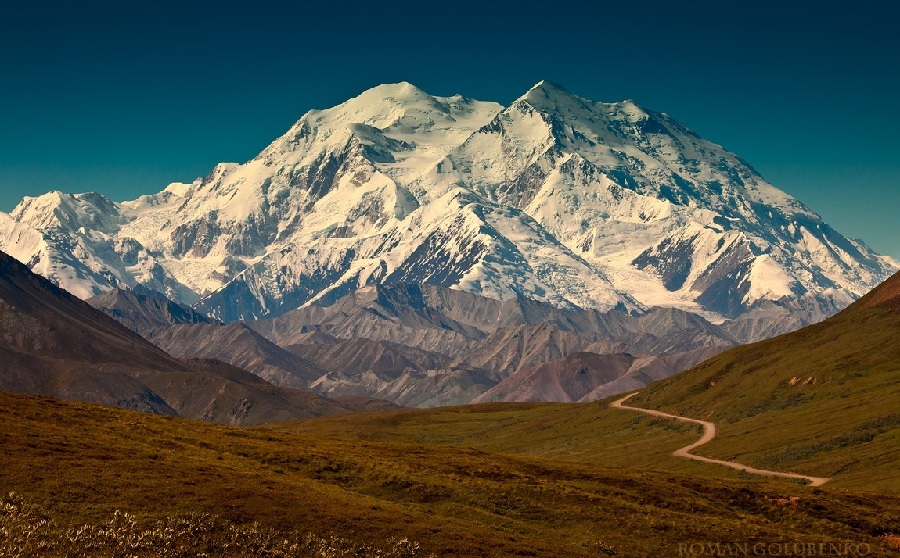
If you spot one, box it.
[611,392,830,487]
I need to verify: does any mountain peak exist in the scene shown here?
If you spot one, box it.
[521,80,578,103]
[514,80,609,122]
[11,190,119,233]
[284,81,487,139]
[359,81,428,100]
[613,98,649,115]
[12,190,67,213]
[518,82,649,120]
[529,79,568,92]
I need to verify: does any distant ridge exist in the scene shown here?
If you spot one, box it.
[89,286,218,337]
[0,249,397,424]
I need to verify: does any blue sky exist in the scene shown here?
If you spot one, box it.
[2,0,898,258]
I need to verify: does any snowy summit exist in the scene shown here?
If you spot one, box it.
[0,82,895,324]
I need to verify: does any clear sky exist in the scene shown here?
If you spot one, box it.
[2,0,898,259]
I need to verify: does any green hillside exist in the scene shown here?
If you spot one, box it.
[627,272,900,491]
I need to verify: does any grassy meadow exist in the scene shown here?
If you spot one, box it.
[2,390,898,557]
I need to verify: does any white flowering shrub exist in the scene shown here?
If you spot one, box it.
[0,493,431,557]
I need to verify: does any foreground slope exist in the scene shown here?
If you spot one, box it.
[2,390,899,556]
[0,250,392,424]
[629,271,900,490]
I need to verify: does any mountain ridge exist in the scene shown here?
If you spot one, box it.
[1,81,894,325]
[0,249,397,424]
[83,280,743,407]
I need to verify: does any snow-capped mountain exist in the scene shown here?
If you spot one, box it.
[1,81,895,323]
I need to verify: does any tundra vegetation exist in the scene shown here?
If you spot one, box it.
[1,391,897,557]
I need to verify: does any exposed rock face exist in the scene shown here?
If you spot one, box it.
[88,286,218,338]
[84,279,825,407]
[244,283,740,406]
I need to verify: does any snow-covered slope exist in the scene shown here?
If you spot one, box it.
[428,81,895,318]
[1,81,895,322]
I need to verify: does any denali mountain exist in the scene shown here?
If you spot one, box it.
[0,81,895,325]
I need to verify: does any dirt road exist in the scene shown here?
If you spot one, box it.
[611,392,830,487]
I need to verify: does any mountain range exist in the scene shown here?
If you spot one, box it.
[2,81,897,411]
[0,250,395,424]
[1,81,894,327]
[82,282,747,407]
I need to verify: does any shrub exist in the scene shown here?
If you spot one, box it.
[0,493,433,558]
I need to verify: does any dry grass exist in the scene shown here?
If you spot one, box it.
[2,391,900,556]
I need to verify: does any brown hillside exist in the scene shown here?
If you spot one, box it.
[0,250,395,424]
[853,270,900,311]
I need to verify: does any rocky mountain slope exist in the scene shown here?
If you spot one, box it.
[85,281,737,406]
[87,287,325,388]
[1,82,893,325]
[88,286,218,337]
[0,250,395,424]
[473,352,638,403]
[148,322,324,388]
[474,347,724,404]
